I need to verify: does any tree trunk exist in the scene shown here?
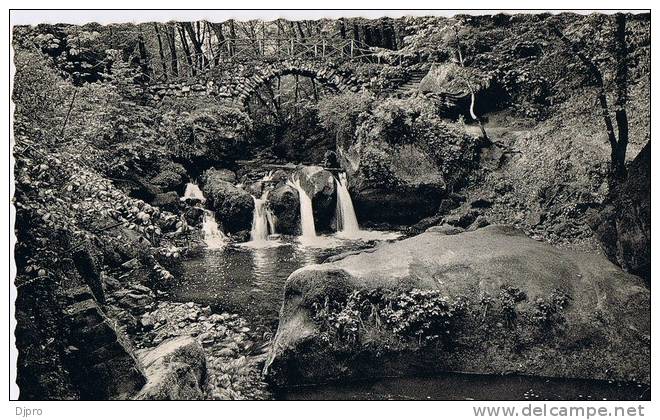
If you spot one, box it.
[549,20,628,180]
[295,22,306,39]
[228,20,237,56]
[454,28,489,142]
[165,24,179,77]
[612,13,629,180]
[183,22,206,70]
[209,22,226,64]
[136,31,151,78]
[153,23,168,80]
[177,24,196,76]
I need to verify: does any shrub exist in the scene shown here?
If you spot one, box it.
[532,288,571,330]
[317,91,374,139]
[498,286,527,327]
[161,104,253,164]
[310,288,468,346]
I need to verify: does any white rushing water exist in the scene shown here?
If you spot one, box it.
[202,209,227,249]
[335,172,360,237]
[183,182,206,202]
[287,176,317,240]
[249,172,278,243]
[250,196,274,241]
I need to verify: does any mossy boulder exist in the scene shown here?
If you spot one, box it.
[149,161,188,193]
[295,166,336,232]
[200,168,254,233]
[269,183,300,235]
[335,96,480,227]
[264,225,650,388]
[136,336,207,400]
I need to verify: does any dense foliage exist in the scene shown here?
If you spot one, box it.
[161,100,253,166]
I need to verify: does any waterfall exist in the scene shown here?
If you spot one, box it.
[335,172,360,236]
[287,176,317,240]
[183,182,206,202]
[249,172,278,242]
[250,196,276,241]
[202,209,227,249]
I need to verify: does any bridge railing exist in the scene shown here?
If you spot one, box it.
[150,37,409,82]
[218,37,383,62]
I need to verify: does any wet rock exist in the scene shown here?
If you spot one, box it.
[134,301,272,400]
[589,142,650,284]
[468,215,490,231]
[149,161,188,193]
[425,224,464,235]
[117,292,154,314]
[295,166,336,231]
[353,183,445,226]
[63,296,146,399]
[200,169,254,233]
[265,225,650,388]
[269,183,300,235]
[136,336,207,400]
[151,192,180,213]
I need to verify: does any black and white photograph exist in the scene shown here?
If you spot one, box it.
[7,5,653,411]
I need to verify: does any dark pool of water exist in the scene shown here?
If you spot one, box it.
[278,373,650,401]
[172,236,370,331]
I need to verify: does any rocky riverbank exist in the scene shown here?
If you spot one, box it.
[134,301,272,400]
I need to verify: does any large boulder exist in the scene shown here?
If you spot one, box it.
[269,183,300,235]
[149,161,189,194]
[336,97,479,227]
[295,166,336,232]
[151,191,181,213]
[343,142,450,226]
[200,168,254,233]
[590,142,650,284]
[61,293,147,400]
[136,336,208,400]
[264,225,650,388]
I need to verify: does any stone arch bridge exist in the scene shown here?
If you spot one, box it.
[147,59,371,108]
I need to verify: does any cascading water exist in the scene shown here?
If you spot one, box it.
[250,196,276,241]
[335,172,360,237]
[287,176,317,240]
[202,209,227,249]
[183,182,206,202]
[249,172,278,243]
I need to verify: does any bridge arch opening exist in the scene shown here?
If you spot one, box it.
[241,66,353,165]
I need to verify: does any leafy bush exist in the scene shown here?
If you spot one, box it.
[498,286,527,327]
[12,51,69,136]
[532,288,571,330]
[310,288,468,346]
[317,91,374,140]
[161,104,252,164]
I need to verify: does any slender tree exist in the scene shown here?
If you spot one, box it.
[177,23,196,76]
[153,23,169,79]
[164,23,179,77]
[451,25,489,142]
[548,14,630,180]
[182,22,206,70]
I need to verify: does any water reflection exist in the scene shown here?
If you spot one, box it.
[173,237,374,329]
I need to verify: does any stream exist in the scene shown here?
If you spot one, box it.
[170,180,649,401]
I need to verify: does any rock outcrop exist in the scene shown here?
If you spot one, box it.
[62,286,147,400]
[335,97,480,227]
[200,168,254,233]
[136,336,208,400]
[296,166,336,232]
[269,183,300,235]
[590,142,650,284]
[264,225,650,388]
